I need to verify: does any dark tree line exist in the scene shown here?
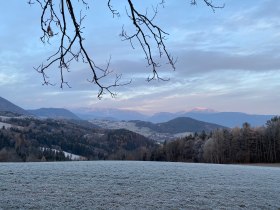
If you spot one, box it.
[151,117,280,164]
[1,116,279,163]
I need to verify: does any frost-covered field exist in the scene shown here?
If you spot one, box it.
[0,161,279,209]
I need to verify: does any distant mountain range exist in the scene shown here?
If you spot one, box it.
[73,108,275,128]
[0,97,80,120]
[146,111,275,127]
[181,112,274,128]
[0,96,276,127]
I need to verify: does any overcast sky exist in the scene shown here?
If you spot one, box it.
[1,0,280,115]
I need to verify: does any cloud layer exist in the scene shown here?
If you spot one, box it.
[0,0,279,115]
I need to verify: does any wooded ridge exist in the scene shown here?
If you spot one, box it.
[1,116,279,163]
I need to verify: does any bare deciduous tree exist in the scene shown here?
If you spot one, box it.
[27,0,223,98]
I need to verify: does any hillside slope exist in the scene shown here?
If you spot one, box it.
[132,117,225,134]
[0,117,156,162]
[28,108,80,120]
[0,97,30,116]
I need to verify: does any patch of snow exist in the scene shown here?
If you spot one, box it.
[40,147,86,161]
[0,122,12,129]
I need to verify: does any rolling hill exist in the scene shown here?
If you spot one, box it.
[148,111,275,127]
[0,96,30,116]
[0,117,156,162]
[74,108,275,127]
[91,117,225,142]
[132,117,225,134]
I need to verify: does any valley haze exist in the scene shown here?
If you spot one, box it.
[0,96,276,128]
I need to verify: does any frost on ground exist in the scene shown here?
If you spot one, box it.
[0,161,279,210]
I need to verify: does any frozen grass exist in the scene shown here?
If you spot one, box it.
[0,161,279,209]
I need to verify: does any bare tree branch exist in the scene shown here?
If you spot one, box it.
[107,0,120,17]
[191,0,225,12]
[120,0,176,81]
[27,0,223,98]
[27,0,131,99]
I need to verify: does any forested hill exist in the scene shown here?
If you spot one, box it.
[1,115,279,164]
[0,117,156,162]
[131,117,225,134]
[152,118,280,163]
[0,97,30,116]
